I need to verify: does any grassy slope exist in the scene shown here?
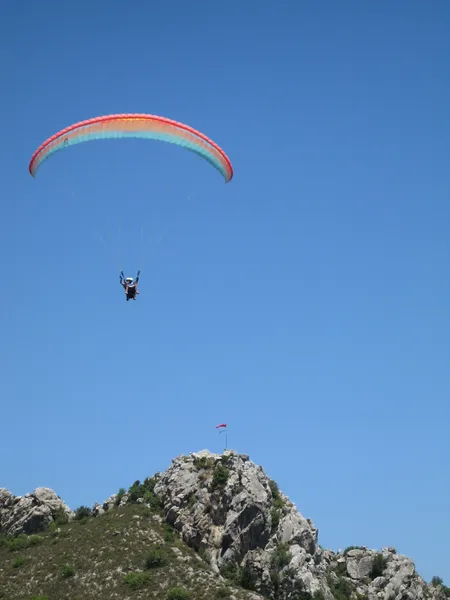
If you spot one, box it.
[0,503,256,600]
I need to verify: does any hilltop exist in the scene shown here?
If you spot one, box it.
[1,450,449,600]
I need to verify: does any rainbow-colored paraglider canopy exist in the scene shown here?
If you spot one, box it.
[29,113,233,183]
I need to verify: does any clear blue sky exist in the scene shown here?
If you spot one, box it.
[1,0,449,584]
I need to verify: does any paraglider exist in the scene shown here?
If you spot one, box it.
[29,113,234,305]
[28,113,234,182]
[120,271,140,301]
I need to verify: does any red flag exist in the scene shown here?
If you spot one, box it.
[216,423,227,429]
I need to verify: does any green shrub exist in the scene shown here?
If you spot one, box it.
[124,571,151,588]
[271,508,281,531]
[194,456,215,470]
[269,479,285,509]
[60,564,75,578]
[211,463,230,490]
[431,580,450,599]
[220,560,238,581]
[31,597,50,600]
[273,496,285,510]
[269,479,279,496]
[0,533,44,552]
[116,488,126,504]
[198,547,209,562]
[53,506,69,525]
[166,587,192,600]
[127,477,162,510]
[327,575,353,600]
[48,522,58,533]
[272,543,292,569]
[370,553,387,578]
[238,564,257,590]
[74,506,92,520]
[163,523,176,543]
[12,556,25,568]
[28,535,43,546]
[145,545,168,568]
[7,534,30,552]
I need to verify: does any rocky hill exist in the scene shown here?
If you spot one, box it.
[1,450,448,600]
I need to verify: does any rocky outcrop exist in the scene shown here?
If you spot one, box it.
[0,487,73,535]
[324,546,448,600]
[152,450,328,599]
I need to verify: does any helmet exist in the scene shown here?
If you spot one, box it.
[125,277,133,284]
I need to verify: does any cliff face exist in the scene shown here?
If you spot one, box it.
[1,450,448,600]
[153,450,325,599]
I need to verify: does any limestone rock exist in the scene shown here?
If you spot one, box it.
[329,547,443,600]
[153,450,326,599]
[0,487,73,535]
